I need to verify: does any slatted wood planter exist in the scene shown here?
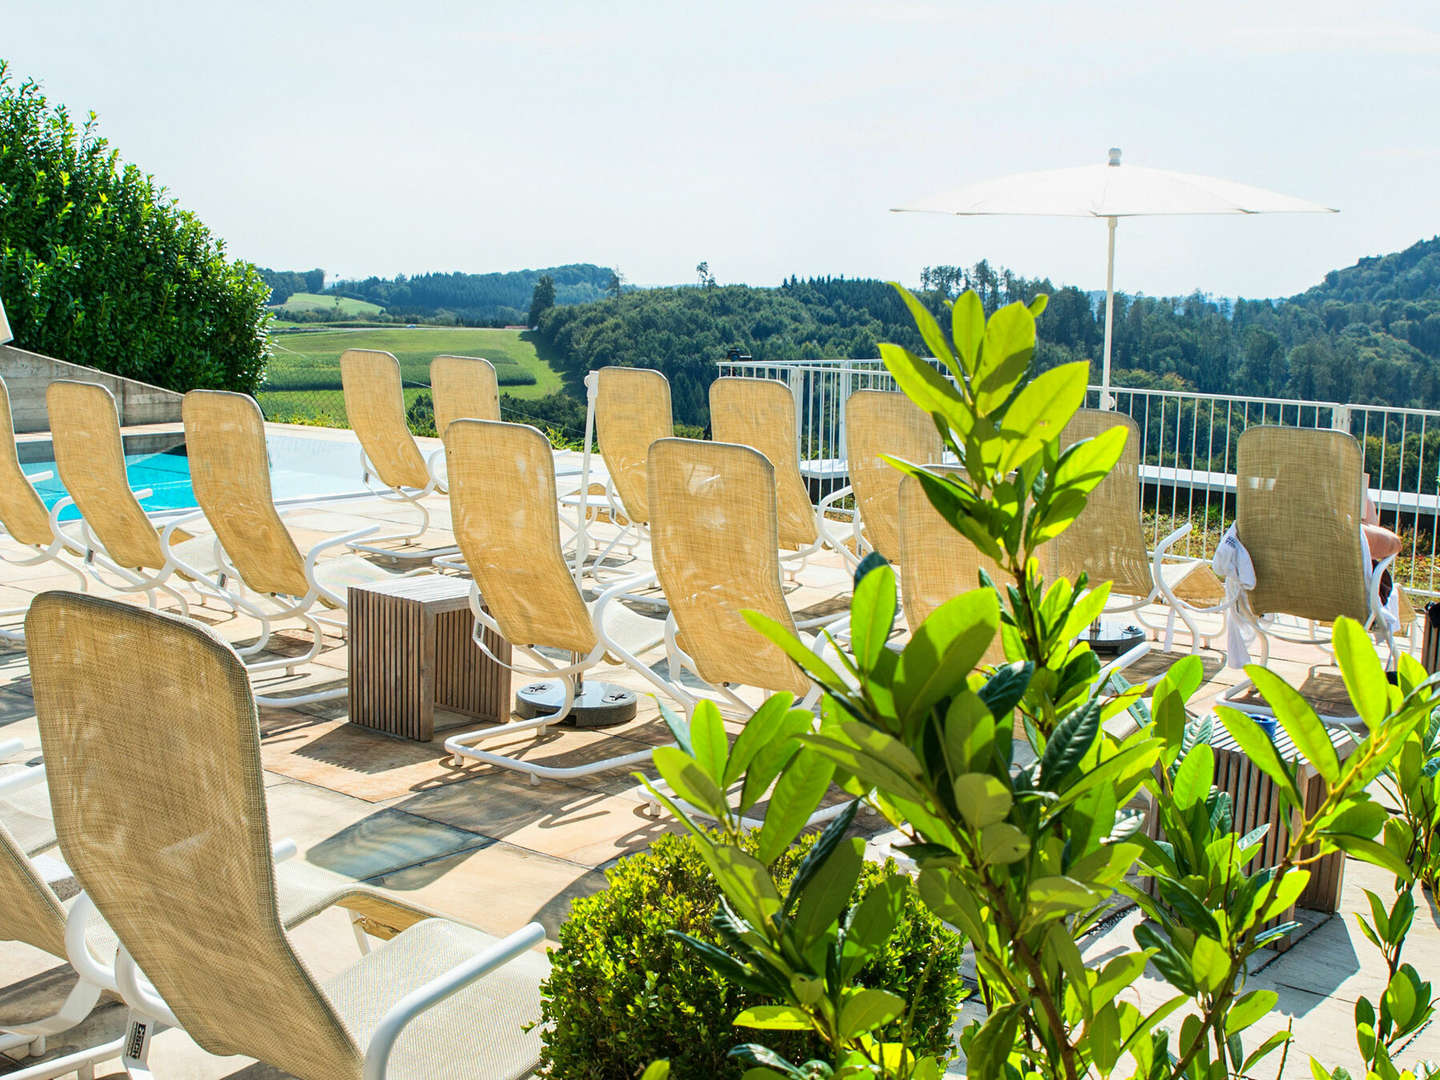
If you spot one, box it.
[348,575,511,741]
[1146,721,1350,949]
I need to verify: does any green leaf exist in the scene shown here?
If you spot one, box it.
[952,772,1013,829]
[978,822,1031,864]
[1247,666,1339,784]
[741,609,847,694]
[640,1061,671,1080]
[1262,869,1312,920]
[879,342,973,440]
[739,710,813,814]
[951,290,984,373]
[802,722,927,801]
[1240,1030,1292,1074]
[710,846,784,931]
[841,874,905,977]
[725,693,797,787]
[974,302,1037,412]
[1216,706,1305,811]
[1053,425,1128,495]
[653,745,728,820]
[690,699,729,786]
[1190,934,1231,993]
[1333,615,1391,728]
[669,931,775,994]
[894,588,1000,725]
[996,361,1089,470]
[1039,695,1102,788]
[733,1005,814,1031]
[1227,989,1278,1034]
[792,837,864,946]
[1028,875,1100,912]
[838,988,906,1039]
[892,285,957,378]
[849,557,897,672]
[1172,742,1215,812]
[757,751,836,864]
[1325,834,1413,882]
[784,800,860,912]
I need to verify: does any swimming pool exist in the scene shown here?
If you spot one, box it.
[25,432,371,521]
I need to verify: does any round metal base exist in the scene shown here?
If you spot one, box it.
[514,679,639,728]
[1078,617,1146,654]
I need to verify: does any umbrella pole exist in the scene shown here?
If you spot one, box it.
[1100,215,1117,410]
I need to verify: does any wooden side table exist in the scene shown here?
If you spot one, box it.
[1145,720,1351,949]
[348,575,511,741]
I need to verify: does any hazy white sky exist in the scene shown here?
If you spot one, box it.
[7,0,1439,298]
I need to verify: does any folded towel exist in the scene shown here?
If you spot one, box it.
[1212,525,1258,668]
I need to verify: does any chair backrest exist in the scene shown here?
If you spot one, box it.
[27,592,363,1079]
[595,367,671,524]
[1237,426,1370,623]
[648,438,810,698]
[430,355,500,435]
[898,470,1008,666]
[47,380,165,570]
[0,376,56,548]
[710,377,817,549]
[846,390,943,562]
[446,420,597,656]
[1053,409,1153,599]
[183,391,311,598]
[0,816,69,961]
[340,349,430,491]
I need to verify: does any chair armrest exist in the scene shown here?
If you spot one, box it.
[158,508,207,545]
[272,838,298,863]
[0,760,44,797]
[64,893,119,993]
[1152,521,1192,560]
[361,921,546,1080]
[1095,640,1151,687]
[0,737,23,759]
[304,525,382,574]
[27,469,53,484]
[115,944,180,1027]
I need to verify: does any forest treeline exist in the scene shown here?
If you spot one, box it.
[325,264,612,324]
[531,238,1440,426]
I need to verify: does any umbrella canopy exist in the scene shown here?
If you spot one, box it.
[893,148,1337,402]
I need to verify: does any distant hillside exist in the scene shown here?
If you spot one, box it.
[535,243,1440,426]
[273,292,382,317]
[328,263,613,324]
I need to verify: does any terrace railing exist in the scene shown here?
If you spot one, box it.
[716,357,1440,598]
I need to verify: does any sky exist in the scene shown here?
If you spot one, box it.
[7,0,1440,299]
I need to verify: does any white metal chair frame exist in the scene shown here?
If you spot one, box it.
[0,469,90,642]
[348,443,443,557]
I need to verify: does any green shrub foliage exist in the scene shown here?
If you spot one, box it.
[0,61,270,392]
[538,829,965,1079]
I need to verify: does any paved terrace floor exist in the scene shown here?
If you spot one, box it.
[1,439,1438,1077]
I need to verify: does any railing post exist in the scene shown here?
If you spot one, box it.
[788,367,806,463]
[1331,403,1350,434]
[837,366,852,465]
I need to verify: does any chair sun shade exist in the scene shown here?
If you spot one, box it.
[0,377,57,550]
[447,419,596,656]
[47,380,167,571]
[430,355,500,435]
[647,438,810,699]
[340,349,431,491]
[1237,426,1370,624]
[710,377,818,550]
[844,390,943,563]
[1053,409,1152,599]
[595,366,671,524]
[26,592,545,1080]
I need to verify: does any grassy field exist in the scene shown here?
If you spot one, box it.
[259,326,565,425]
[271,292,384,317]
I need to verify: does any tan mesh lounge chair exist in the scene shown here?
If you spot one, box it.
[46,381,224,617]
[0,376,88,641]
[818,390,944,569]
[1220,426,1397,719]
[600,438,834,720]
[26,591,548,1080]
[443,419,671,782]
[340,349,451,557]
[182,389,408,705]
[426,355,500,492]
[1053,409,1207,651]
[710,377,823,573]
[572,366,673,574]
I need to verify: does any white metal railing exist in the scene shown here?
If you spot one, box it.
[716,357,1440,598]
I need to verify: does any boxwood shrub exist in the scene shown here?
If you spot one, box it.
[537,828,965,1078]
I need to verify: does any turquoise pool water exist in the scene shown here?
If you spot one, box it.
[25,434,368,522]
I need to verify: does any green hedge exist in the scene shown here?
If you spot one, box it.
[0,61,269,392]
[537,829,965,1078]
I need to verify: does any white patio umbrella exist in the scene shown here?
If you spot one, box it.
[893,148,1336,405]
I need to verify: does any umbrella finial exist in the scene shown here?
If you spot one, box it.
[1108,147,1122,167]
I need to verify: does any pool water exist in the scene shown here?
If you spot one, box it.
[25,434,368,522]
